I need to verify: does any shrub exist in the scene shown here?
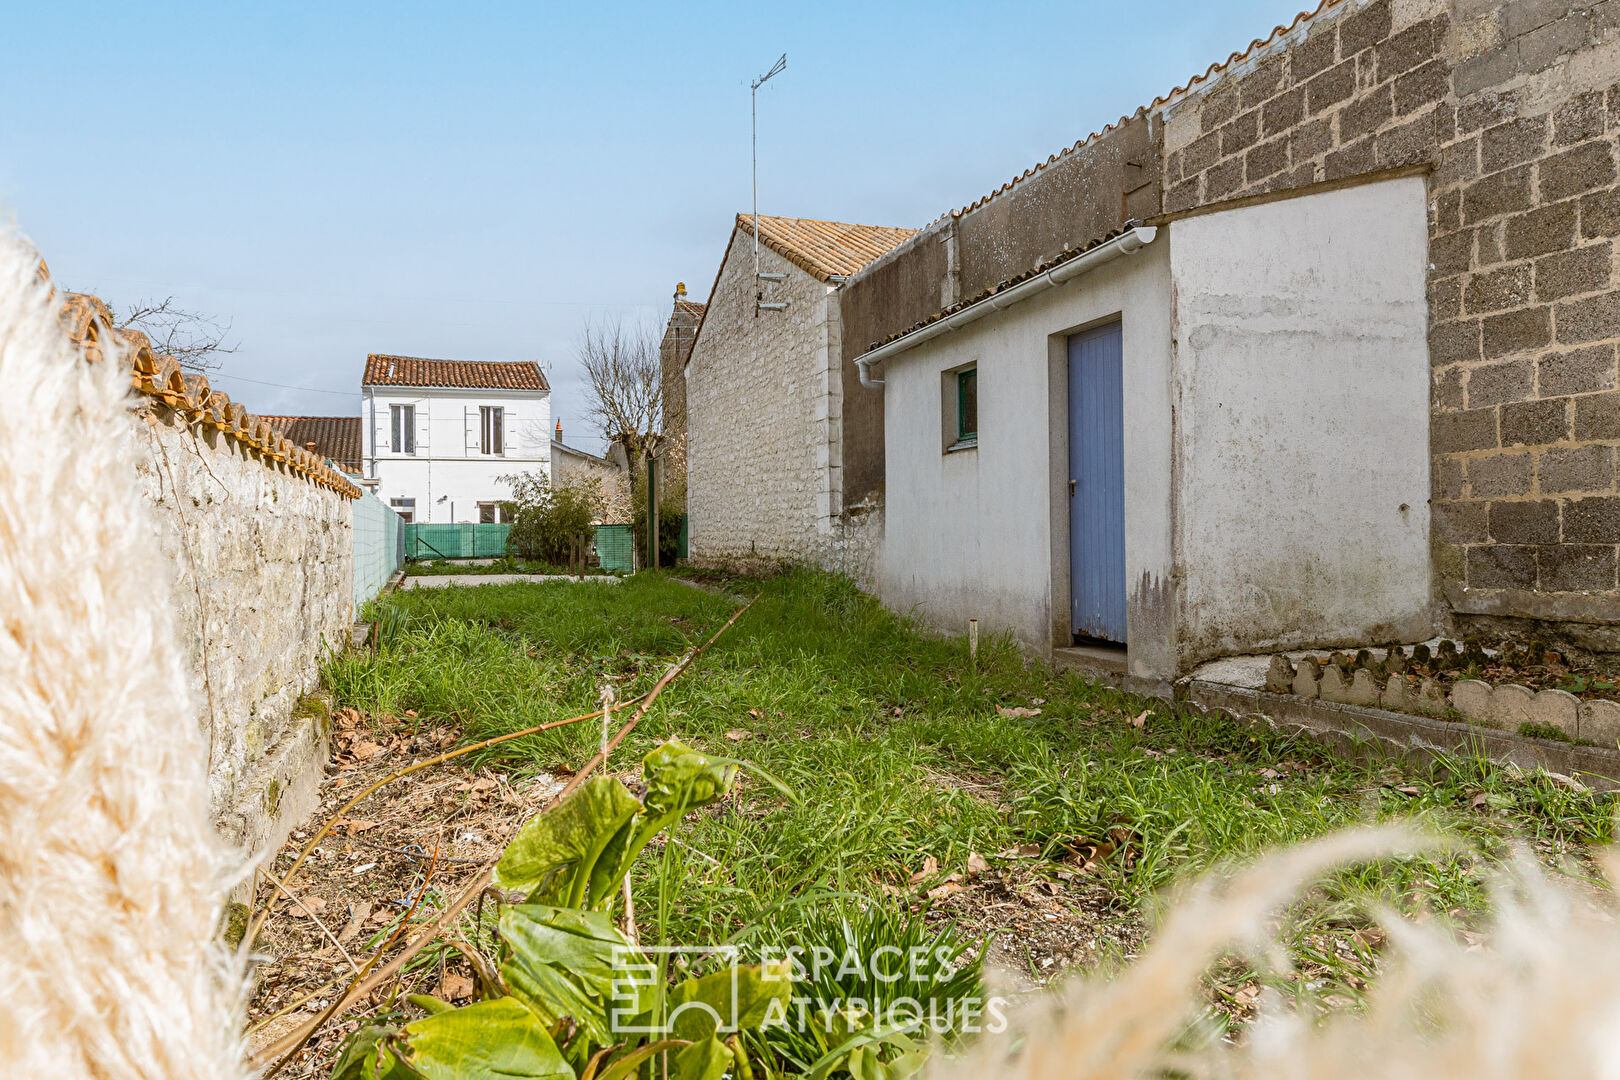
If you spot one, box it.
[503,472,602,564]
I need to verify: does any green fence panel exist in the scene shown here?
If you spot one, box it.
[406,523,511,560]
[473,523,511,558]
[596,524,634,574]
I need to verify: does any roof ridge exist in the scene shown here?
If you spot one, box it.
[934,0,1345,224]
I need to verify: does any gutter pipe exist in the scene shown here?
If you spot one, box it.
[854,225,1158,389]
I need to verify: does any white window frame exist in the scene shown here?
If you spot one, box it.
[390,404,416,455]
[480,406,505,456]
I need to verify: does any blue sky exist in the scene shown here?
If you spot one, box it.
[4,0,1294,452]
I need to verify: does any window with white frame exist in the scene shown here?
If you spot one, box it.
[390,404,416,454]
[480,406,504,455]
[390,497,415,523]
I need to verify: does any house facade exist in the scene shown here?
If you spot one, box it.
[842,0,1620,685]
[550,420,631,523]
[362,353,550,524]
[683,214,913,574]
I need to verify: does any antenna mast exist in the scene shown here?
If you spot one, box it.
[752,53,786,317]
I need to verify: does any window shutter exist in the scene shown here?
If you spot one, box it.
[465,407,476,455]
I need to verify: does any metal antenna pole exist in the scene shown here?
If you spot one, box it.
[751,53,786,317]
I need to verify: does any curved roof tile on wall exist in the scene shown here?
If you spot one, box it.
[362,353,549,391]
[54,290,362,498]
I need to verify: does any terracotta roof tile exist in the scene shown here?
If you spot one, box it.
[736,215,917,281]
[262,415,363,473]
[674,298,707,319]
[53,291,361,498]
[363,354,549,391]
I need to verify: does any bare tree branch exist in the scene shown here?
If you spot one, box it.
[115,296,239,373]
[576,317,663,460]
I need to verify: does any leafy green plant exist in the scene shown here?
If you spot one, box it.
[333,740,791,1080]
[365,599,411,651]
[504,471,603,564]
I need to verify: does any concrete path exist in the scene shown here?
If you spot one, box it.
[401,574,621,590]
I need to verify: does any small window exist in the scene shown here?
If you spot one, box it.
[390,497,415,524]
[390,404,416,455]
[480,406,504,455]
[956,368,977,444]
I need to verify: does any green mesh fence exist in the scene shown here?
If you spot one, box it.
[406,523,511,560]
[595,525,635,574]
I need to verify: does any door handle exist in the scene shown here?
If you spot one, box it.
[1069,479,1076,497]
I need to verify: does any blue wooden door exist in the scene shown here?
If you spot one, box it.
[1067,323,1127,643]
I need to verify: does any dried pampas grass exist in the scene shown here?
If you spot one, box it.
[942,826,1620,1080]
[0,226,247,1078]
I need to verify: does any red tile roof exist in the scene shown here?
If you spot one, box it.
[736,215,917,282]
[363,353,549,391]
[262,415,363,473]
[674,298,707,319]
[53,292,361,498]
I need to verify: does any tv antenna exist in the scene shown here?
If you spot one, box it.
[752,53,787,316]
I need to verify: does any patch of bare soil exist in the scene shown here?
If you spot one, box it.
[243,707,562,1078]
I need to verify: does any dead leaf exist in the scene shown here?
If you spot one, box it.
[724,730,750,742]
[351,741,383,761]
[748,708,765,719]
[996,705,1042,718]
[439,972,474,1001]
[1256,768,1281,779]
[908,856,939,884]
[1469,791,1489,810]
[338,818,380,835]
[1130,709,1149,729]
[966,852,989,879]
[403,709,418,719]
[1393,785,1421,796]
[339,901,373,943]
[286,896,327,918]
[926,874,965,900]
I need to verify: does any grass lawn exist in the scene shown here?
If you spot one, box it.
[327,569,1615,1014]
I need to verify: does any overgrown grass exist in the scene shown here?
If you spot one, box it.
[326,569,1617,970]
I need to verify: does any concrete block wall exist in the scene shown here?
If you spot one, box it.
[1158,0,1620,650]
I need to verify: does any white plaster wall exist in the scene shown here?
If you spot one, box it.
[875,240,1174,667]
[685,232,842,567]
[1170,177,1434,664]
[364,387,550,522]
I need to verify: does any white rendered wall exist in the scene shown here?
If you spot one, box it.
[1169,177,1434,664]
[363,387,550,523]
[874,239,1175,672]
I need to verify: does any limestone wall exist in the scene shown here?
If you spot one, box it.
[687,230,851,569]
[133,401,353,852]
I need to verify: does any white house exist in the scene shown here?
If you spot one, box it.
[362,353,551,524]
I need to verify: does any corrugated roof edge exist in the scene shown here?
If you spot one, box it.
[933,0,1348,225]
[55,289,362,499]
[863,225,1137,353]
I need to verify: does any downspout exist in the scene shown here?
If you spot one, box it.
[854,225,1158,390]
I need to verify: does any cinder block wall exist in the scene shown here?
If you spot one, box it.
[1161,0,1620,651]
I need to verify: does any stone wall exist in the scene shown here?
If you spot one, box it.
[685,227,881,579]
[1158,0,1620,651]
[57,293,361,861]
[134,401,353,854]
